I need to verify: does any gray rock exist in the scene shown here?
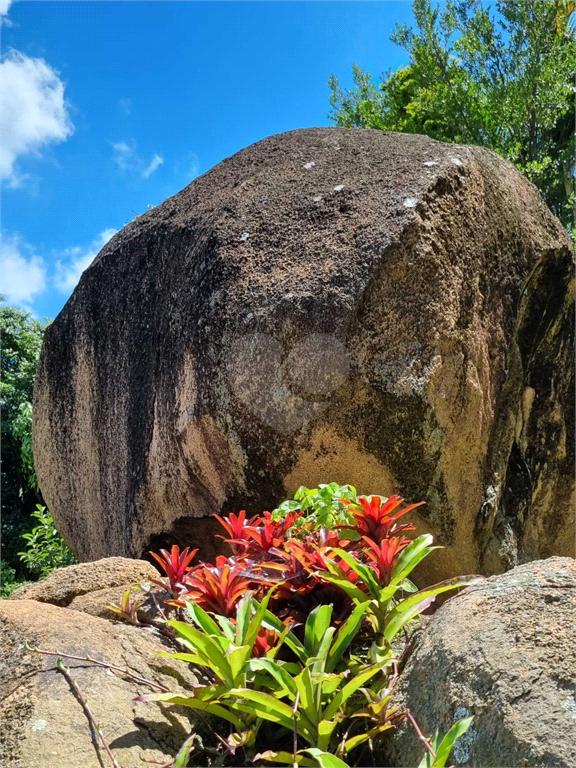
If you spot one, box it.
[385,557,576,767]
[10,557,159,606]
[0,599,198,767]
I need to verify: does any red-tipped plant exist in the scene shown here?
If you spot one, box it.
[107,587,145,625]
[362,535,412,586]
[214,510,259,555]
[179,556,254,616]
[251,626,281,658]
[149,545,198,596]
[243,511,303,558]
[342,495,423,543]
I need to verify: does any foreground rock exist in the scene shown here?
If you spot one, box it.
[33,127,574,581]
[10,557,159,606]
[386,557,576,767]
[0,599,198,768]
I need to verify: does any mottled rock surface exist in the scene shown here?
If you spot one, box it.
[67,583,152,621]
[33,127,574,582]
[0,599,198,768]
[385,557,576,767]
[10,557,159,606]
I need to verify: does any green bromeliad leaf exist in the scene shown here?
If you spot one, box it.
[418,717,474,767]
[384,576,485,644]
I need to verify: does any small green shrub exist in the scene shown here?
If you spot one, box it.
[272,482,358,531]
[1,559,29,597]
[18,505,77,578]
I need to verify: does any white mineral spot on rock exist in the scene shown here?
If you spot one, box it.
[562,695,576,719]
[313,195,322,202]
[403,197,418,208]
[452,707,478,764]
[31,719,47,731]
[246,312,253,320]
[303,162,315,170]
[239,231,249,242]
[333,184,345,192]
[423,160,439,166]
[451,157,464,166]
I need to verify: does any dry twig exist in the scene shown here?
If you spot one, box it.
[56,657,121,768]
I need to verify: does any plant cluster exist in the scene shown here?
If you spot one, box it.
[17,505,77,578]
[141,484,481,767]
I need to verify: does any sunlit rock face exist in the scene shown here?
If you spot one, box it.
[385,558,576,767]
[33,127,574,581]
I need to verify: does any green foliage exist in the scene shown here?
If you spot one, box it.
[418,718,474,767]
[130,203,156,222]
[319,538,481,661]
[18,505,77,578]
[272,483,358,533]
[142,489,480,765]
[328,0,575,229]
[1,301,48,578]
[106,586,145,625]
[143,594,391,764]
[0,560,29,597]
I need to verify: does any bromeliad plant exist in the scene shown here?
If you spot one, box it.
[317,534,481,661]
[140,595,393,765]
[137,484,482,767]
[149,544,198,596]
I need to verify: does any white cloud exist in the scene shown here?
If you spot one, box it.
[111,140,133,171]
[143,153,163,178]
[55,228,118,293]
[0,0,13,26]
[0,232,46,308]
[0,49,74,185]
[111,140,163,178]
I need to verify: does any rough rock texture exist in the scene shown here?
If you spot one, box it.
[0,599,198,767]
[33,127,574,582]
[10,557,159,606]
[67,583,154,621]
[385,557,576,767]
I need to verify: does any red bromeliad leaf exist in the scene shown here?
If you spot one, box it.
[214,510,260,555]
[179,556,254,616]
[240,511,304,559]
[362,535,411,585]
[285,538,333,575]
[252,626,280,658]
[149,545,198,594]
[341,495,423,543]
[266,546,317,599]
[309,527,351,550]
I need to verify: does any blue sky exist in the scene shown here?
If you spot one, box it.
[1,0,413,320]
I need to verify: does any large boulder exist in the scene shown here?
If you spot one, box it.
[33,127,574,582]
[0,599,198,767]
[385,557,576,767]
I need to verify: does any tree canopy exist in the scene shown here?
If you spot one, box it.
[1,302,47,577]
[328,0,575,229]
